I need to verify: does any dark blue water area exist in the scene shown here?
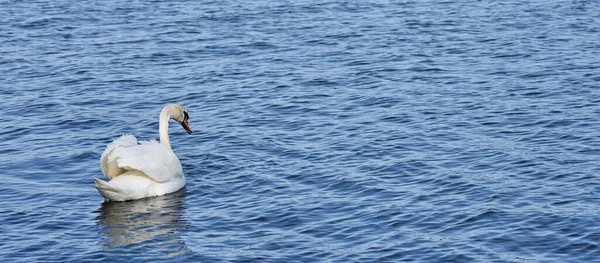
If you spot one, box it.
[1,0,600,262]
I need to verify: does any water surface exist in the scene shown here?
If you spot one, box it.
[1,0,599,262]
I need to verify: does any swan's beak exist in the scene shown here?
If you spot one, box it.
[181,118,192,134]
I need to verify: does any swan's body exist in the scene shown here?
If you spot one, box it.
[94,104,192,202]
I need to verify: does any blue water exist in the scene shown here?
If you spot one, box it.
[1,0,599,262]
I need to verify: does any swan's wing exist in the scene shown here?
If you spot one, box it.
[113,141,183,183]
[100,134,138,178]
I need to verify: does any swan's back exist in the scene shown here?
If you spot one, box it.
[100,134,137,179]
[100,135,183,181]
[96,134,185,201]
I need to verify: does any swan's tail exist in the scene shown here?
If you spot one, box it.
[93,178,126,202]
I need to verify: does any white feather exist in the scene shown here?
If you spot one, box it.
[94,104,191,202]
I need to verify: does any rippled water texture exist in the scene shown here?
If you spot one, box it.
[1,0,599,262]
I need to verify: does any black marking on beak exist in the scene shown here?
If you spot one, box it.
[181,111,192,134]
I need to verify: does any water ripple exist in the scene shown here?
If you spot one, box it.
[1,0,600,262]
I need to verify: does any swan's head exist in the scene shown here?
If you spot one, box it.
[168,104,192,134]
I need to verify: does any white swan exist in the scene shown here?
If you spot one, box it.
[94,104,192,202]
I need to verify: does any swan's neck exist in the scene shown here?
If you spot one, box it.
[159,107,171,149]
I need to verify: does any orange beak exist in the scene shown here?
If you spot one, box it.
[181,117,192,134]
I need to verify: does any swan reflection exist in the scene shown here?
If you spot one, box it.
[96,190,189,257]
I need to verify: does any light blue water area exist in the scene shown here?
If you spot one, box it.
[1,0,599,262]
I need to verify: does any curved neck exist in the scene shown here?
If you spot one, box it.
[159,107,171,148]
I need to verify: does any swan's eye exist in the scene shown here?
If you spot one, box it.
[183,111,189,120]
